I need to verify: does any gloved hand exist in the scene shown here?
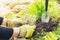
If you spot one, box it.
[19,25,36,38]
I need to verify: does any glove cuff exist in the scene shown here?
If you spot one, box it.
[17,27,27,38]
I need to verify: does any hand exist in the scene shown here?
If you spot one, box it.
[12,25,36,39]
[19,25,36,38]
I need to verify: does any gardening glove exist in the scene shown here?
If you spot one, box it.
[19,24,36,38]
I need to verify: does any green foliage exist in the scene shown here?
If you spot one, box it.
[44,32,58,40]
[15,0,45,24]
[48,1,60,19]
[30,32,45,40]
[54,23,60,35]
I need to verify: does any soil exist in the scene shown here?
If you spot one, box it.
[33,18,59,36]
[36,18,58,32]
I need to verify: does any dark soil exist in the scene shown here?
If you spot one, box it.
[33,18,59,36]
